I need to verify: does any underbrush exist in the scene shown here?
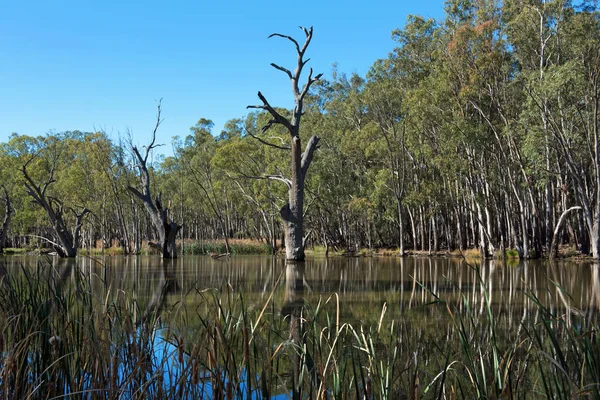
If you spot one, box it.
[181,239,273,256]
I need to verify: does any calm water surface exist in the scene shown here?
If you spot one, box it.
[3,254,599,330]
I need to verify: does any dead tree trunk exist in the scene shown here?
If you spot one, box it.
[0,186,13,252]
[128,102,181,259]
[248,26,321,261]
[22,161,89,258]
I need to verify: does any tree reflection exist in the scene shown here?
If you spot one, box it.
[281,261,319,399]
[139,258,179,326]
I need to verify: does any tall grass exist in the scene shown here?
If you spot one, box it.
[0,261,598,399]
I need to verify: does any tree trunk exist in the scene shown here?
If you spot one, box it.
[550,206,582,259]
[0,186,12,252]
[248,27,322,261]
[128,102,181,259]
[22,162,89,258]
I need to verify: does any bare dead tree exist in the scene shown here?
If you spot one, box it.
[248,26,321,261]
[0,185,13,252]
[22,157,90,257]
[128,102,181,258]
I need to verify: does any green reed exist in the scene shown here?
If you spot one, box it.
[0,261,598,399]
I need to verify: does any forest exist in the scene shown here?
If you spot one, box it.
[1,0,599,260]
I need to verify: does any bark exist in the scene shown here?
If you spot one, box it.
[248,27,321,261]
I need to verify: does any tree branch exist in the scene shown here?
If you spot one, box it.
[268,33,300,53]
[247,92,294,133]
[271,63,293,80]
[144,99,164,164]
[265,174,292,189]
[127,186,147,202]
[26,234,63,250]
[247,130,291,150]
[301,135,321,177]
[300,69,323,102]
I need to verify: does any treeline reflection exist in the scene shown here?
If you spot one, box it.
[6,255,598,329]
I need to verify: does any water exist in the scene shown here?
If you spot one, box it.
[3,254,598,328]
[2,254,599,398]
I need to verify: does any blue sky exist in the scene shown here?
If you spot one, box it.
[1,0,445,156]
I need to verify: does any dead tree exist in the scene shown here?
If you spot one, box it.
[22,159,89,257]
[0,185,13,251]
[248,26,321,261]
[128,103,181,259]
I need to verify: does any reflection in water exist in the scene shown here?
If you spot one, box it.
[282,262,304,399]
[2,254,598,331]
[2,254,599,398]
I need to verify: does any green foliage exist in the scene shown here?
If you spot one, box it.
[0,0,599,257]
[181,240,272,255]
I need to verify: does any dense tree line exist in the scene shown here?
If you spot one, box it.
[1,0,599,259]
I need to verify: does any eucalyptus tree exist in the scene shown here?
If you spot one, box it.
[213,113,290,252]
[504,0,600,257]
[176,118,234,255]
[14,133,91,257]
[363,65,409,255]
[308,73,377,252]
[89,135,138,253]
[248,26,321,261]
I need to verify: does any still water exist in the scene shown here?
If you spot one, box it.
[3,254,598,329]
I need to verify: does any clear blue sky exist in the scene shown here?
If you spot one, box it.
[1,0,445,156]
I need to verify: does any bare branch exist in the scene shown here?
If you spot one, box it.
[268,33,300,53]
[144,99,164,164]
[298,26,313,57]
[300,69,323,101]
[265,174,292,188]
[26,234,63,250]
[270,63,293,80]
[247,130,290,150]
[247,91,294,133]
[127,186,147,202]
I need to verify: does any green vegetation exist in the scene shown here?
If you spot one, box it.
[1,0,600,260]
[0,262,598,399]
[181,240,273,255]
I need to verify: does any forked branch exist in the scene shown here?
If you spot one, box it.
[247,92,294,133]
[249,26,321,138]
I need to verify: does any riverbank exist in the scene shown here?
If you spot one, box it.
[1,240,591,260]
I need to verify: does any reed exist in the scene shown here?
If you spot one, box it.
[0,261,598,399]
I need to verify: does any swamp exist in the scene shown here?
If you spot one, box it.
[2,0,600,398]
[1,254,599,398]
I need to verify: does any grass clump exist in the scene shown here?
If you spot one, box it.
[1,248,27,255]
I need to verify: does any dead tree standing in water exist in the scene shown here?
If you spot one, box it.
[128,103,181,259]
[248,26,321,261]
